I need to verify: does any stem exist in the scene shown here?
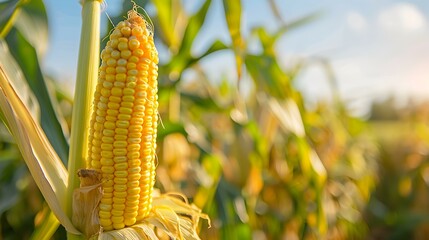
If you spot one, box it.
[66,0,101,238]
[30,209,59,240]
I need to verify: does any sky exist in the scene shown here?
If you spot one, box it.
[42,0,429,114]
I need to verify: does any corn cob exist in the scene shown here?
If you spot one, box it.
[87,10,158,231]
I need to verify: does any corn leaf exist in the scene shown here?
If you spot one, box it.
[0,0,20,37]
[0,0,19,24]
[13,0,48,56]
[222,0,244,80]
[245,54,291,98]
[194,154,222,208]
[152,0,175,47]
[5,28,69,164]
[0,39,39,118]
[0,61,79,235]
[267,0,284,24]
[187,40,227,67]
[157,121,186,141]
[30,207,60,240]
[268,98,305,137]
[158,1,226,84]
[178,0,211,56]
[0,159,24,216]
[282,12,321,34]
[163,39,227,84]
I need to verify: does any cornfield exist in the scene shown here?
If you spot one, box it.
[0,0,428,239]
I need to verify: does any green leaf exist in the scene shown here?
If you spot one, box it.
[0,0,21,37]
[177,0,212,57]
[164,39,227,85]
[389,212,429,240]
[215,179,236,224]
[181,92,220,111]
[14,0,48,56]
[268,0,284,24]
[5,28,69,164]
[222,0,244,80]
[0,39,39,118]
[252,12,320,55]
[194,154,222,207]
[30,208,60,240]
[253,27,275,55]
[282,12,321,34]
[158,121,187,141]
[152,0,175,47]
[0,0,20,23]
[161,1,227,84]
[244,120,269,158]
[244,54,291,98]
[0,160,24,216]
[188,40,227,67]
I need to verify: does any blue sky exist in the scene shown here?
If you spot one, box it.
[42,0,429,113]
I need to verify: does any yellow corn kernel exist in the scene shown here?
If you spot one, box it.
[99,203,112,211]
[111,209,124,217]
[113,223,125,230]
[87,10,159,230]
[99,218,113,227]
[113,204,126,211]
[111,50,120,59]
[113,176,127,183]
[118,41,128,51]
[99,211,111,219]
[100,198,113,205]
[112,197,127,204]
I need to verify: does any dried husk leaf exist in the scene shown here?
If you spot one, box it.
[73,169,103,238]
[72,187,209,240]
[0,64,79,234]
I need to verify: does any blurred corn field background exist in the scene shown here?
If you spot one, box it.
[1,0,429,239]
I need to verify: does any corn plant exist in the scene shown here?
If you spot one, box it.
[1,0,384,239]
[109,0,377,239]
[0,0,207,239]
[366,101,429,240]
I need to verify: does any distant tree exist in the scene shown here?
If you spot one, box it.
[369,96,400,121]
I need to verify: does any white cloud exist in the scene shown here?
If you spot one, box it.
[378,3,426,33]
[347,12,367,33]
